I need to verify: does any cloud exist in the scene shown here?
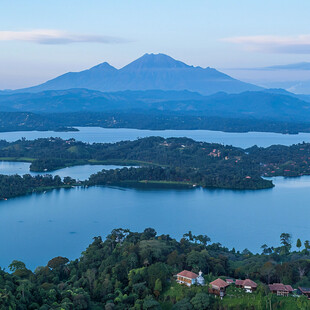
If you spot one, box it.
[222,35,310,54]
[0,29,128,45]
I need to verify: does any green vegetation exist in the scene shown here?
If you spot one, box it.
[0,112,76,132]
[0,136,274,191]
[0,174,76,199]
[1,228,310,309]
[3,110,310,134]
[4,136,310,197]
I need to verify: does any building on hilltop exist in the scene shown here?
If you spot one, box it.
[209,278,229,298]
[297,287,310,299]
[176,270,205,287]
[235,279,257,293]
[226,278,234,285]
[268,283,294,296]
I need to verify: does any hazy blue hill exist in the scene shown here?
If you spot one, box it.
[13,53,262,95]
[1,89,310,122]
[0,89,203,113]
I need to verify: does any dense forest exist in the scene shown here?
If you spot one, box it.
[2,111,310,134]
[1,228,309,309]
[0,136,273,191]
[2,137,310,196]
[0,174,76,199]
[0,112,76,132]
[3,136,310,198]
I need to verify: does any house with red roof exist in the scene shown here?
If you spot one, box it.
[268,283,294,296]
[209,278,229,298]
[235,279,257,293]
[297,287,310,299]
[176,270,205,286]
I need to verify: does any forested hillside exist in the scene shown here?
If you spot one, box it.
[1,228,309,309]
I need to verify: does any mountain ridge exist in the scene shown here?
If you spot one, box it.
[1,88,310,123]
[10,53,263,95]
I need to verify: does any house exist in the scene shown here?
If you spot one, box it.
[176,270,205,286]
[235,279,257,293]
[209,278,229,298]
[268,283,294,296]
[226,278,234,285]
[297,287,310,299]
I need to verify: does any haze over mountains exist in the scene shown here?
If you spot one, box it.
[1,88,310,123]
[13,53,262,95]
[2,53,310,128]
[260,62,310,71]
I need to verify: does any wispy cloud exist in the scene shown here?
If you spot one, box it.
[0,29,128,45]
[222,35,310,54]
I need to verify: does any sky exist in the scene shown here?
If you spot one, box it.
[1,0,310,89]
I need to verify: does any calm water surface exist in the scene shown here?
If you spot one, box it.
[0,176,309,269]
[0,161,129,180]
[2,127,310,148]
[1,128,310,270]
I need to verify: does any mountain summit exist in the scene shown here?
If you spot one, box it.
[16,53,262,95]
[122,53,189,70]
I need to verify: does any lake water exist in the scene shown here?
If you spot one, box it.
[1,128,310,270]
[0,161,129,181]
[2,126,310,148]
[0,176,309,270]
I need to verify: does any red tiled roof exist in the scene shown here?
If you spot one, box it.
[177,270,198,279]
[269,283,293,292]
[226,279,234,283]
[299,287,310,294]
[235,279,244,286]
[210,278,229,289]
[243,279,257,288]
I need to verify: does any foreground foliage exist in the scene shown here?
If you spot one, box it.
[1,229,310,309]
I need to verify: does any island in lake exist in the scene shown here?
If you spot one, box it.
[2,136,310,199]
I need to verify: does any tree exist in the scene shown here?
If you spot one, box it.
[261,244,268,254]
[190,293,210,310]
[280,233,292,253]
[172,298,193,310]
[143,296,161,310]
[260,261,276,284]
[142,228,157,240]
[47,256,69,270]
[296,238,302,251]
[305,240,310,252]
[183,231,194,241]
[153,279,162,298]
[8,260,26,272]
[195,234,211,246]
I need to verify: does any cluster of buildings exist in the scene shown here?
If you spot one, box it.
[176,270,310,300]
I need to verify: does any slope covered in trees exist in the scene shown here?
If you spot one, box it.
[0,137,273,191]
[1,228,309,309]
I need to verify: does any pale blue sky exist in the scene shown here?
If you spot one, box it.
[1,0,310,88]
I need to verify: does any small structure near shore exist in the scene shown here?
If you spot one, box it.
[176,270,205,287]
[268,283,293,296]
[235,279,257,293]
[209,278,229,298]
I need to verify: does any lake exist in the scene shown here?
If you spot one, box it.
[2,126,310,148]
[1,127,310,271]
[0,161,130,180]
[0,176,309,270]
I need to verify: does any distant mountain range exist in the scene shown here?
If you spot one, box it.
[10,53,262,95]
[260,62,310,71]
[1,88,310,123]
[2,54,310,128]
